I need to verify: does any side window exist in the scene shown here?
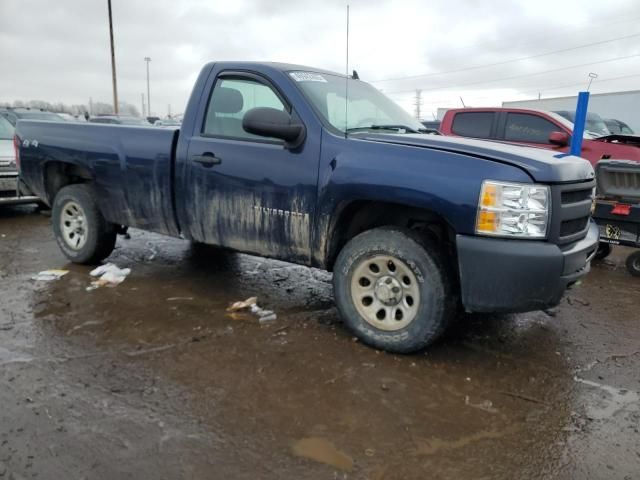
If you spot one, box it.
[504,113,558,144]
[451,112,495,139]
[203,77,287,140]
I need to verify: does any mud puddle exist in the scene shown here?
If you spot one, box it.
[1,207,639,479]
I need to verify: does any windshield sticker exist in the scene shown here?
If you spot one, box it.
[289,72,327,83]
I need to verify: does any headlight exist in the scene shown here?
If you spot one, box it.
[476,181,550,239]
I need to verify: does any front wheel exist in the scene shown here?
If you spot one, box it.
[626,251,640,277]
[52,184,117,264]
[333,227,453,353]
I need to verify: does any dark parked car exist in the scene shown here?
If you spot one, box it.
[16,61,598,353]
[89,115,148,125]
[604,118,634,135]
[0,107,64,126]
[421,120,441,133]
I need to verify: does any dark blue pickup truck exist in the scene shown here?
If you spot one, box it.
[16,62,599,352]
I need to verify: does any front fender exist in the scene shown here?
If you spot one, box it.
[311,133,533,266]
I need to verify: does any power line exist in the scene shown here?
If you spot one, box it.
[372,32,640,83]
[387,72,640,107]
[520,72,640,96]
[413,89,422,119]
[383,53,640,95]
[386,72,640,100]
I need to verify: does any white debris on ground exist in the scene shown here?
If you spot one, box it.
[31,270,69,281]
[87,263,131,291]
[226,296,277,324]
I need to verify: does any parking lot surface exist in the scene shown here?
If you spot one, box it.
[1,206,638,479]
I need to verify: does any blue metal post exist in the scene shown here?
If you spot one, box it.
[570,91,590,156]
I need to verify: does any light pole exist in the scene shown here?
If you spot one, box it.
[107,0,119,114]
[144,57,151,117]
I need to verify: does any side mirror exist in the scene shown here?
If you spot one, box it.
[549,131,570,147]
[242,107,306,148]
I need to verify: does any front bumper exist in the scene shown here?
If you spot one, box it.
[456,220,599,313]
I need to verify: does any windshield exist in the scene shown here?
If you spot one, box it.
[290,71,425,134]
[553,110,611,137]
[0,116,14,140]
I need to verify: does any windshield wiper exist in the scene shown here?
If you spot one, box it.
[346,124,422,134]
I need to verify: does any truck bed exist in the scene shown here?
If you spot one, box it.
[18,121,180,236]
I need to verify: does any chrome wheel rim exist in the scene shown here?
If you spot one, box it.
[60,201,88,250]
[350,254,420,331]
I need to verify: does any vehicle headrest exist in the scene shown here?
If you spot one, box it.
[212,87,243,114]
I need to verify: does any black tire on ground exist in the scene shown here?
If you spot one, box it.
[594,242,612,261]
[333,226,454,354]
[52,184,117,264]
[625,251,640,277]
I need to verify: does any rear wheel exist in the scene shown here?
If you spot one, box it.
[333,227,453,353]
[52,184,117,264]
[626,251,640,277]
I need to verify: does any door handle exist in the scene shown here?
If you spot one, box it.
[192,153,222,167]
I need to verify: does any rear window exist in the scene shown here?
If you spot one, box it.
[451,112,494,139]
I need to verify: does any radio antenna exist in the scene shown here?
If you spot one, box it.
[344,4,350,138]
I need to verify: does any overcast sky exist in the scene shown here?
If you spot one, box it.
[1,0,639,118]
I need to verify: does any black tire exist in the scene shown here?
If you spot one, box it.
[626,251,640,277]
[594,242,612,261]
[333,227,454,353]
[52,184,117,264]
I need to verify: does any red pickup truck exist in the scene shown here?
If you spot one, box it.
[439,108,640,167]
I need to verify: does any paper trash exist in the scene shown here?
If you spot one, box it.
[227,296,277,323]
[32,270,69,281]
[87,263,131,290]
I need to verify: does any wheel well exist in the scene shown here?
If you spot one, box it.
[44,162,93,204]
[326,201,457,271]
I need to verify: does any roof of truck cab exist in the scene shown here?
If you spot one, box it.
[445,107,555,116]
[205,61,346,78]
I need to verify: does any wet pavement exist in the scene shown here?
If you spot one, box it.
[0,205,638,479]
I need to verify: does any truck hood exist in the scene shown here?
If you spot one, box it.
[593,134,640,147]
[359,133,595,184]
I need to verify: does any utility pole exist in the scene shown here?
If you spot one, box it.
[168,104,171,118]
[414,89,422,120]
[141,93,146,118]
[144,57,151,116]
[107,0,119,114]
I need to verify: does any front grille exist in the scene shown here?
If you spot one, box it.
[560,217,589,237]
[549,179,596,245]
[561,188,592,204]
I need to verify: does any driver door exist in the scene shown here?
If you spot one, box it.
[182,72,320,264]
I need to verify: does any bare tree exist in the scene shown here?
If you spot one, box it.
[1,99,143,118]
